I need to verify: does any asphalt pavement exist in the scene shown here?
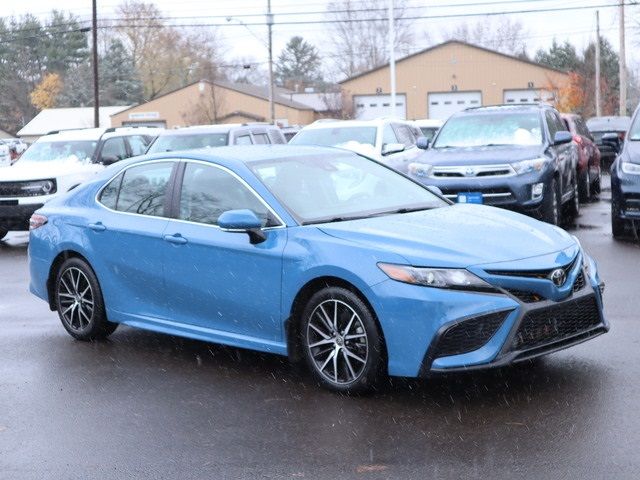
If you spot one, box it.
[1,179,639,479]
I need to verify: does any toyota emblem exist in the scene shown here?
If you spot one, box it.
[549,268,566,286]
[465,167,476,176]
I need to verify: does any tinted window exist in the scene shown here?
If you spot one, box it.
[116,162,173,216]
[268,129,285,144]
[128,135,151,156]
[253,133,269,144]
[382,124,398,145]
[179,163,273,227]
[435,112,543,148]
[235,135,253,145]
[147,132,228,153]
[394,124,415,147]
[100,137,128,162]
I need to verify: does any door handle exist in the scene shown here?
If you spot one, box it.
[88,222,106,232]
[163,233,187,245]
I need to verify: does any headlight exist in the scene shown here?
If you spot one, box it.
[512,157,548,175]
[378,263,496,291]
[621,161,640,175]
[408,162,432,178]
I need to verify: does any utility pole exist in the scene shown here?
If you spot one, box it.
[267,0,275,124]
[619,0,627,116]
[92,0,99,127]
[595,10,601,117]
[388,0,397,118]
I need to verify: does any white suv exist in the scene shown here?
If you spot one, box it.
[0,127,159,240]
[289,118,424,166]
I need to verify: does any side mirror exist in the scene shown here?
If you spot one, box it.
[100,155,119,165]
[381,143,405,156]
[416,137,430,150]
[218,209,266,244]
[553,131,573,145]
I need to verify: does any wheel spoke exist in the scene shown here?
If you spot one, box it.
[319,349,336,372]
[61,303,75,317]
[332,348,338,383]
[342,349,357,380]
[345,333,366,340]
[343,313,356,336]
[344,348,366,364]
[58,293,75,299]
[60,277,73,295]
[309,338,334,348]
[317,305,334,333]
[333,301,338,331]
[79,306,91,326]
[309,322,331,340]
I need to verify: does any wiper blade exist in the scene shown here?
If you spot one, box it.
[302,215,370,225]
[371,206,434,216]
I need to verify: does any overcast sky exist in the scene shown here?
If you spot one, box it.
[4,0,638,75]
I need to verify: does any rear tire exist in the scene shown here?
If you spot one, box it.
[541,178,560,225]
[55,257,118,340]
[578,169,590,203]
[0,227,7,241]
[565,179,580,221]
[300,287,384,394]
[591,170,601,197]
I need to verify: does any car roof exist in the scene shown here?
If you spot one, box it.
[145,145,352,166]
[302,118,413,130]
[39,128,106,142]
[586,116,632,131]
[156,123,276,137]
[462,104,553,114]
[414,119,444,127]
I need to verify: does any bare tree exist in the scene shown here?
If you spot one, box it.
[442,17,529,57]
[182,81,227,126]
[325,0,417,79]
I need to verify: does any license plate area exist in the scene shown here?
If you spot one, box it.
[457,192,483,204]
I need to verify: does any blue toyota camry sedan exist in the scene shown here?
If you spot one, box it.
[28,145,608,393]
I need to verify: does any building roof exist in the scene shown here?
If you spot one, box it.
[339,40,569,85]
[17,106,130,137]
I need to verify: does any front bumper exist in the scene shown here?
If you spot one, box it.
[611,163,640,219]
[0,202,44,230]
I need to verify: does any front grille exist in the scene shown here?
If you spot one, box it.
[573,271,586,292]
[0,179,57,198]
[431,164,515,178]
[505,289,545,303]
[486,255,578,281]
[512,295,601,351]
[433,310,511,358]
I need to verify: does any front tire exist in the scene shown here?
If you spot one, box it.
[565,178,580,221]
[301,287,384,393]
[611,202,626,239]
[541,178,561,225]
[55,257,118,340]
[578,169,590,203]
[0,227,7,241]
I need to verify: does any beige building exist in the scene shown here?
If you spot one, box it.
[111,80,317,128]
[340,40,570,120]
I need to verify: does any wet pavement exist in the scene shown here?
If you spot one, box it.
[1,179,639,479]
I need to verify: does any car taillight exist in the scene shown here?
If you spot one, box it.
[29,214,48,230]
[573,135,583,145]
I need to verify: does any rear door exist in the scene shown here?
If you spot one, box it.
[89,160,177,321]
[546,110,574,199]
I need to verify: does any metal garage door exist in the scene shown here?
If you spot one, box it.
[427,91,481,120]
[504,89,555,104]
[354,94,407,120]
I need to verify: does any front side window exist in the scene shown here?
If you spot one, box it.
[100,137,128,162]
[434,112,543,148]
[178,163,273,227]
[99,162,173,216]
[146,132,229,154]
[250,152,446,224]
[128,135,151,156]
[394,124,415,147]
[235,135,253,145]
[252,133,270,144]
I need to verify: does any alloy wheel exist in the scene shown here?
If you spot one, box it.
[306,299,369,385]
[57,267,95,331]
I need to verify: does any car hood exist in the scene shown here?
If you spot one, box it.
[317,204,577,268]
[623,140,640,164]
[0,158,96,181]
[416,145,543,166]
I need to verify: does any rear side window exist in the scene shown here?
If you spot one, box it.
[100,137,128,162]
[235,135,253,145]
[98,162,173,216]
[252,133,269,144]
[268,129,285,144]
[127,135,151,156]
[393,124,415,147]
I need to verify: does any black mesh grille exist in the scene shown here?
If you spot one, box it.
[0,180,56,198]
[512,295,601,351]
[433,310,511,358]
[505,289,545,303]
[573,271,586,292]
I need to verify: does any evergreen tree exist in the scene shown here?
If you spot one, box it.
[100,39,143,105]
[535,40,581,72]
[274,36,322,90]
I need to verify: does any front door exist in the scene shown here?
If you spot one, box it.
[161,161,287,347]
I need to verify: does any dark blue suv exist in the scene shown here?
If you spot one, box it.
[403,104,580,225]
[610,106,640,238]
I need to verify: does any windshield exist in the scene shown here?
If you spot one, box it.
[290,126,377,147]
[250,152,446,224]
[147,132,229,153]
[19,140,97,163]
[434,112,543,148]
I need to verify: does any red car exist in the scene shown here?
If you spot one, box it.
[561,113,601,202]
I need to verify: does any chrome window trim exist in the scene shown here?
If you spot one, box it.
[95,158,286,229]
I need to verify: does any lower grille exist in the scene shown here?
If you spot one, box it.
[0,179,57,198]
[433,310,511,358]
[505,289,545,303]
[512,295,601,351]
[573,271,586,292]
